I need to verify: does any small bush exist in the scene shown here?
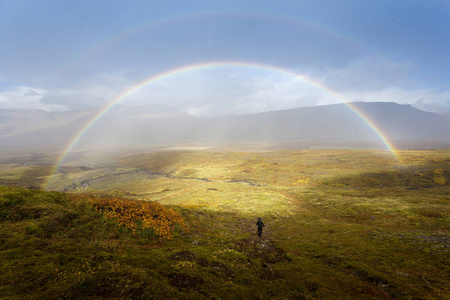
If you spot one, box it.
[90,197,186,239]
[419,209,444,218]
[433,177,446,185]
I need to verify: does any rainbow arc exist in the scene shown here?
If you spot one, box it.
[45,61,398,190]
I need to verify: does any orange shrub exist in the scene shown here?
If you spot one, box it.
[90,197,186,239]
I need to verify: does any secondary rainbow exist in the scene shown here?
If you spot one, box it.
[58,11,363,74]
[45,61,397,189]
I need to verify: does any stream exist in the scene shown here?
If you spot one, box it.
[75,167,263,190]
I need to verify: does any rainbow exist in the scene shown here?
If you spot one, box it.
[45,61,397,190]
[58,11,363,74]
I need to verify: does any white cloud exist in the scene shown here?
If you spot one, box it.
[3,62,448,117]
[314,86,450,114]
[0,72,133,112]
[320,56,413,92]
[0,86,66,111]
[305,55,450,114]
[123,67,327,116]
[39,72,133,110]
[413,97,450,114]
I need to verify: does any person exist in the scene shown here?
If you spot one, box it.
[256,217,265,237]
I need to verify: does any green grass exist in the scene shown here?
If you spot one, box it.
[0,149,449,299]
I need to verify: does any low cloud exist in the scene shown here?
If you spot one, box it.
[39,72,133,110]
[412,95,450,114]
[24,89,43,97]
[0,86,66,111]
[336,87,450,114]
[124,68,325,116]
[2,63,448,117]
[320,56,413,92]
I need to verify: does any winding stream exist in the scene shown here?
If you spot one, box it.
[75,167,263,190]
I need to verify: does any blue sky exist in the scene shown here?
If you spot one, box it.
[1,0,449,115]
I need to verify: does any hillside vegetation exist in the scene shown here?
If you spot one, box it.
[0,149,449,299]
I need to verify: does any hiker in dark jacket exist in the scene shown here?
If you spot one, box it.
[256,217,265,237]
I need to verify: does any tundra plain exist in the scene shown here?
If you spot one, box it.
[0,148,449,299]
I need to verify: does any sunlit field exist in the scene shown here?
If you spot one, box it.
[0,148,449,299]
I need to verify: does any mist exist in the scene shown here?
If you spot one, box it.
[1,102,448,160]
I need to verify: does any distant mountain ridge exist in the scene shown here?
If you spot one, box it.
[0,102,448,150]
[191,102,449,148]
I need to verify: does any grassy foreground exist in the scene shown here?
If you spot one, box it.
[0,149,449,299]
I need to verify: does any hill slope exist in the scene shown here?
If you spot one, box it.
[0,102,449,150]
